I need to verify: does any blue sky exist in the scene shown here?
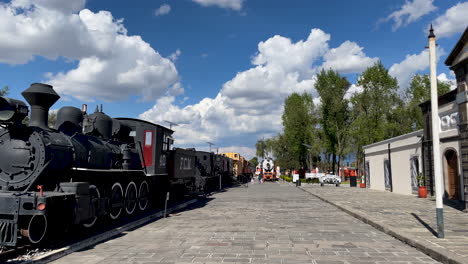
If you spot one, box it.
[0,0,467,158]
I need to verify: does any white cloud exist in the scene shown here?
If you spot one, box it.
[437,73,457,90]
[140,28,373,149]
[389,47,444,90]
[384,0,436,31]
[218,146,256,160]
[155,4,171,16]
[0,0,181,101]
[191,0,244,10]
[345,84,363,100]
[169,49,181,62]
[432,2,468,38]
[321,41,378,74]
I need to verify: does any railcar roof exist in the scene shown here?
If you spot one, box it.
[115,117,173,132]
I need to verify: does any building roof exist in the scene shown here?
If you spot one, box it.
[445,26,468,67]
[419,89,457,113]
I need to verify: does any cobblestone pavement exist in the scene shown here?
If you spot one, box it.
[299,184,468,263]
[51,183,439,264]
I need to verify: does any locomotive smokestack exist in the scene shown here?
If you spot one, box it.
[21,83,60,129]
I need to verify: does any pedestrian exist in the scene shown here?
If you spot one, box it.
[258,174,262,184]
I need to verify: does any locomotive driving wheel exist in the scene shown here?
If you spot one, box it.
[83,185,100,228]
[109,182,123,220]
[125,181,137,215]
[138,181,149,211]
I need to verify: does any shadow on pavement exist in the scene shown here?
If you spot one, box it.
[411,213,438,237]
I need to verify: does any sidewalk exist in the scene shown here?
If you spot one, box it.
[299,184,468,264]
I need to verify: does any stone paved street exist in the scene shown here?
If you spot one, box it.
[299,184,468,263]
[51,182,439,264]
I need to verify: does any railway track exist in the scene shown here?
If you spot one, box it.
[1,197,200,263]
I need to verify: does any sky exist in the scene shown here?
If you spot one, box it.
[0,0,467,159]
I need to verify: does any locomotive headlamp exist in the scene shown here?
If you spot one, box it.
[0,96,29,123]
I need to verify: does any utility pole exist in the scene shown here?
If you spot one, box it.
[428,24,444,238]
[207,142,214,152]
[164,120,178,130]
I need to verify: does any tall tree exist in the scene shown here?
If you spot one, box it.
[404,74,451,130]
[0,86,9,96]
[350,61,400,162]
[282,92,315,170]
[255,139,267,159]
[249,157,259,167]
[315,69,351,174]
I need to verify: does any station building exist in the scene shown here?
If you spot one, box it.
[364,27,468,209]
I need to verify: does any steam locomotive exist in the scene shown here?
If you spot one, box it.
[0,83,233,247]
[261,157,276,181]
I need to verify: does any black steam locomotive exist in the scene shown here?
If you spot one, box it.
[0,83,233,246]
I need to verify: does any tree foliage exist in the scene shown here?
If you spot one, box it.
[315,69,351,173]
[350,61,400,159]
[404,74,451,130]
[255,139,267,159]
[249,157,258,167]
[1,86,9,96]
[281,92,316,169]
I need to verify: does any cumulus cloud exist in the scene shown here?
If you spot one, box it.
[191,0,244,10]
[345,84,363,100]
[155,4,171,16]
[384,0,436,31]
[140,28,372,149]
[169,49,182,62]
[218,146,256,160]
[389,47,444,90]
[432,2,468,38]
[0,0,181,101]
[321,41,378,74]
[437,73,457,90]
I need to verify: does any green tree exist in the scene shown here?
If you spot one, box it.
[249,157,259,167]
[255,139,267,159]
[282,92,316,170]
[404,74,451,130]
[315,69,351,174]
[48,110,57,128]
[0,86,9,96]
[350,61,400,162]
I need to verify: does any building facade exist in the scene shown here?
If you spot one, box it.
[364,27,468,209]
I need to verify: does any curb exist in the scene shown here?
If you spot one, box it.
[298,187,466,264]
[28,198,199,264]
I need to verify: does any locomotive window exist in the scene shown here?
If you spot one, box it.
[129,131,136,137]
[145,131,152,146]
[204,156,207,160]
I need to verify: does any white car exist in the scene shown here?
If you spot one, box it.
[319,173,341,186]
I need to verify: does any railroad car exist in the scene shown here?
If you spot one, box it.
[0,83,233,247]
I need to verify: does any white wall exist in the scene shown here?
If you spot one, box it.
[364,130,423,195]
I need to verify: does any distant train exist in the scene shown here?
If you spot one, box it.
[261,157,277,181]
[221,152,254,183]
[0,83,235,247]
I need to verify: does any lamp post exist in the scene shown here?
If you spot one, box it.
[428,24,444,238]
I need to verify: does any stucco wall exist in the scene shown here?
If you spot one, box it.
[364,130,423,196]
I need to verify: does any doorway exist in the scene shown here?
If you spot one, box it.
[444,150,460,200]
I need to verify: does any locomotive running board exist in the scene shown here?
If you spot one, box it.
[27,198,198,264]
